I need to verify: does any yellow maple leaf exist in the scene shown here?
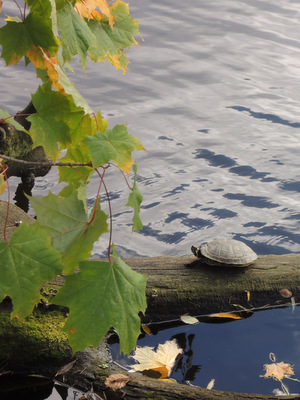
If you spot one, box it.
[263,361,294,381]
[75,0,115,27]
[130,339,182,378]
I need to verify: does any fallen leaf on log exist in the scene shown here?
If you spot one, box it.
[55,359,77,376]
[180,314,199,325]
[141,324,152,335]
[105,373,132,390]
[207,378,215,389]
[208,312,243,320]
[130,339,182,378]
[279,289,292,298]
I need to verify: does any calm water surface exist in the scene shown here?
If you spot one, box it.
[111,305,300,395]
[1,1,300,257]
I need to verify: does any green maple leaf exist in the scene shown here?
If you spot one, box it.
[88,0,140,72]
[84,124,144,173]
[57,1,95,68]
[52,254,147,353]
[29,191,108,274]
[126,163,143,231]
[0,0,60,65]
[0,222,63,319]
[59,144,94,186]
[28,82,93,160]
[28,83,72,160]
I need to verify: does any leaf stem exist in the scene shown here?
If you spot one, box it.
[95,168,113,263]
[1,166,10,242]
[108,162,133,190]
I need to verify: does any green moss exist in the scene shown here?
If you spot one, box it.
[0,305,72,367]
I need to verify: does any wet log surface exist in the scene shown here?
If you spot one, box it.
[126,254,300,321]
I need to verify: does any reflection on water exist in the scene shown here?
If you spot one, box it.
[110,305,300,395]
[1,0,300,257]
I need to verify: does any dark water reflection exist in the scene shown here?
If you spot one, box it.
[110,305,300,395]
[1,0,300,257]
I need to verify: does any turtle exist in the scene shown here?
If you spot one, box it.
[191,239,257,267]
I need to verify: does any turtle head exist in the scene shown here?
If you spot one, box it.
[191,245,201,257]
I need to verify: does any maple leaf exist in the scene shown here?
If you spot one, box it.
[84,124,144,173]
[57,1,95,68]
[0,2,60,65]
[88,0,140,73]
[29,190,108,274]
[0,222,63,319]
[27,47,92,113]
[263,362,294,381]
[130,340,182,378]
[75,0,115,27]
[52,254,147,354]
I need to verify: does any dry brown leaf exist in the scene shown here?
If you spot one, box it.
[279,289,292,298]
[55,359,77,376]
[263,361,294,381]
[105,374,132,390]
[130,339,182,378]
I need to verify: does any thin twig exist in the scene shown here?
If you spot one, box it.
[0,154,93,168]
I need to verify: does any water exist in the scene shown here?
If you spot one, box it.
[1,1,300,258]
[0,377,85,400]
[110,304,300,395]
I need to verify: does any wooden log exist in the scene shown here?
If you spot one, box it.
[125,254,300,321]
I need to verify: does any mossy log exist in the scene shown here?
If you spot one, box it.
[127,254,300,321]
[1,202,300,398]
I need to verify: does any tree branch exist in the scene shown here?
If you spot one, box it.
[0,154,93,168]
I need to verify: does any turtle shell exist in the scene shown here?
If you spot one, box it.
[193,239,257,267]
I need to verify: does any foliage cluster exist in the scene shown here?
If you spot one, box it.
[0,0,147,354]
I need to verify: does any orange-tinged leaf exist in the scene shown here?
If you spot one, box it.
[279,289,292,298]
[75,0,115,27]
[141,324,152,335]
[263,361,294,381]
[130,340,182,378]
[105,374,132,390]
[208,312,243,320]
[143,366,169,379]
